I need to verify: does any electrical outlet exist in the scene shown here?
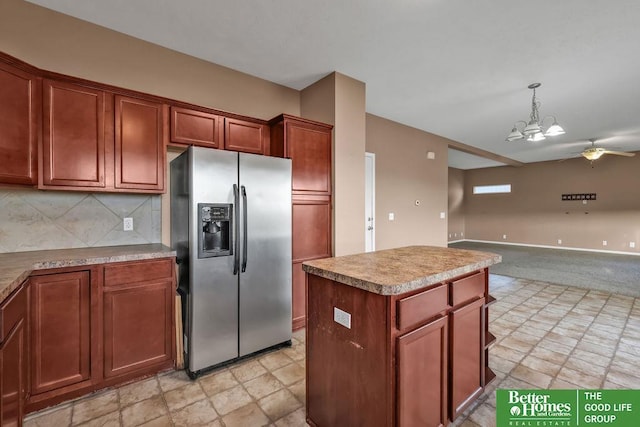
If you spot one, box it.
[333,307,351,329]
[502,234,507,240]
[603,240,607,246]
[440,212,446,219]
[557,239,562,245]
[388,213,395,221]
[631,242,636,249]
[449,234,452,238]
[123,217,133,231]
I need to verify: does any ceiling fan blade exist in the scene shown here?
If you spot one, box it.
[603,150,636,157]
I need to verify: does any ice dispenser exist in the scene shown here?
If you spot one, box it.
[198,203,232,258]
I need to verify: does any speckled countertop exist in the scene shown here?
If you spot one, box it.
[302,245,501,295]
[0,244,176,302]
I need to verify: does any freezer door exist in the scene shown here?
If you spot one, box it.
[238,153,292,356]
[189,147,239,371]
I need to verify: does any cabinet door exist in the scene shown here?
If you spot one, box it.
[450,297,485,420]
[1,319,25,427]
[115,95,166,191]
[224,118,269,155]
[42,80,106,188]
[170,106,223,148]
[292,200,331,262]
[103,281,173,378]
[30,271,92,395]
[0,62,39,185]
[397,315,447,427]
[286,120,331,195]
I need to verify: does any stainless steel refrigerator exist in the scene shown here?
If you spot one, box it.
[170,146,292,377]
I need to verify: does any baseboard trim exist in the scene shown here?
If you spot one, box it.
[451,239,640,257]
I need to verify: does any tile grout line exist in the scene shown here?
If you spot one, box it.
[599,297,635,389]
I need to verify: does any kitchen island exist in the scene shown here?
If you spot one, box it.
[302,246,501,427]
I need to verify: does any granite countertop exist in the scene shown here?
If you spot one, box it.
[0,244,176,302]
[302,245,501,295]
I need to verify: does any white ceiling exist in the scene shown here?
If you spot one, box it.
[27,0,640,169]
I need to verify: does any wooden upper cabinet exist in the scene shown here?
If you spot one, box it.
[0,61,40,186]
[270,115,332,195]
[115,96,167,191]
[224,118,269,155]
[41,80,107,188]
[170,106,223,148]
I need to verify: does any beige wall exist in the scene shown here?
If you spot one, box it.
[0,0,299,120]
[448,168,465,241]
[463,154,640,253]
[301,73,367,256]
[365,114,449,250]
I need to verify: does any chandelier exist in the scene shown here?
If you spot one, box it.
[506,83,565,142]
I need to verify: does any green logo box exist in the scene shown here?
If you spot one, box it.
[497,389,640,427]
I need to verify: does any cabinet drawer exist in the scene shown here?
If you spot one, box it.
[397,283,448,331]
[0,284,26,342]
[104,259,173,287]
[450,271,485,306]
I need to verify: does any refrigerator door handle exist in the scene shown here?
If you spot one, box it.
[241,185,248,273]
[233,184,240,275]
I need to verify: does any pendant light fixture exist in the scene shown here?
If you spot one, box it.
[506,83,565,142]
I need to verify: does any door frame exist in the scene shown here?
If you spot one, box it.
[365,152,376,252]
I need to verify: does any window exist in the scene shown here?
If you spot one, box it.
[473,184,511,194]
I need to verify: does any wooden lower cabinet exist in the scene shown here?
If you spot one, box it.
[397,315,448,427]
[103,280,173,378]
[23,258,176,414]
[1,285,27,427]
[29,271,93,396]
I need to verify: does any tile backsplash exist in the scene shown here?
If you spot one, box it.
[0,189,161,253]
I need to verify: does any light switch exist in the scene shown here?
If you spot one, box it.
[440,212,446,219]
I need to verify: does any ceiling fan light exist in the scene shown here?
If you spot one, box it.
[506,127,524,142]
[523,120,542,136]
[544,122,565,136]
[582,149,604,160]
[527,132,546,142]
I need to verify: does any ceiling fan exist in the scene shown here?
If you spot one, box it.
[581,139,636,161]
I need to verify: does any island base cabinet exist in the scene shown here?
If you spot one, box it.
[306,268,492,427]
[306,274,390,427]
[449,297,485,420]
[397,315,448,427]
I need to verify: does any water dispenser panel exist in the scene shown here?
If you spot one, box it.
[198,203,233,258]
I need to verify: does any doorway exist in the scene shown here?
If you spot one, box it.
[365,152,375,252]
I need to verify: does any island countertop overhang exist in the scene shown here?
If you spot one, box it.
[302,245,502,295]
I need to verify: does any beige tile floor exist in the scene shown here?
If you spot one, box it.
[26,275,640,427]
